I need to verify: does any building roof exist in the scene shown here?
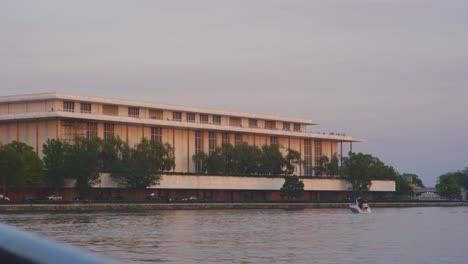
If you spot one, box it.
[0,92,317,125]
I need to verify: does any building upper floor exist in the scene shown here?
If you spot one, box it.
[0,92,361,142]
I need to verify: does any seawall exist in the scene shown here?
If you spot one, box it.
[1,202,468,213]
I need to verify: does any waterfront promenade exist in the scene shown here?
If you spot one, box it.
[1,201,467,213]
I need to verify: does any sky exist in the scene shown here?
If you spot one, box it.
[1,1,468,186]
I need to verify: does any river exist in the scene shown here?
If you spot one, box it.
[1,207,468,263]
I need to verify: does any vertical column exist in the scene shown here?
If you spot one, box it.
[299,139,302,176]
[340,142,343,165]
[16,121,19,141]
[172,128,175,172]
[350,142,353,153]
[56,119,60,140]
[126,124,129,143]
[35,121,39,153]
[187,129,190,172]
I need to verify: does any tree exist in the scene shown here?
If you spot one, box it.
[101,137,129,172]
[66,137,103,197]
[326,154,340,177]
[284,149,301,175]
[280,175,304,200]
[0,144,25,195]
[8,141,45,187]
[436,172,461,199]
[111,138,175,189]
[342,152,398,198]
[315,156,330,177]
[394,174,414,197]
[260,144,285,176]
[43,139,69,192]
[401,173,425,188]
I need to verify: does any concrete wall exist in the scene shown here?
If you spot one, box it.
[95,174,396,192]
[0,120,58,157]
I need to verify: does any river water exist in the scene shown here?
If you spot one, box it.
[1,207,468,264]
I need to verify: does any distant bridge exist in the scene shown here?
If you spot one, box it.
[413,187,441,200]
[414,187,437,195]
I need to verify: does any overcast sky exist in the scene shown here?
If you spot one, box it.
[2,1,468,186]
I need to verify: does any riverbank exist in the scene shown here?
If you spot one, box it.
[1,201,468,212]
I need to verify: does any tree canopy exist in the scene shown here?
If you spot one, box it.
[342,152,399,197]
[0,141,45,195]
[280,175,304,200]
[436,172,462,199]
[43,139,69,193]
[192,143,302,176]
[110,138,175,189]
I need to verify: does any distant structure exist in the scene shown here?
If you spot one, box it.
[0,92,394,200]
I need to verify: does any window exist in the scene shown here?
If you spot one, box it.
[283,122,291,131]
[234,134,242,146]
[213,115,221,125]
[195,131,203,173]
[187,112,196,122]
[87,122,97,139]
[270,136,278,146]
[104,123,115,140]
[151,127,162,142]
[173,112,182,121]
[209,132,216,155]
[222,133,229,145]
[61,121,74,141]
[265,120,276,129]
[80,103,91,114]
[200,114,209,123]
[314,140,322,176]
[294,123,301,132]
[63,101,75,112]
[249,119,258,128]
[304,139,313,176]
[128,107,140,118]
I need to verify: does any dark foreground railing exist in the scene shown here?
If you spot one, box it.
[0,223,121,264]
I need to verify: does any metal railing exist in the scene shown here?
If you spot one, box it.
[0,223,121,264]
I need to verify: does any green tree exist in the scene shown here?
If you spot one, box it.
[8,141,45,187]
[101,137,129,172]
[43,139,69,192]
[280,175,304,200]
[342,152,397,198]
[326,154,340,177]
[436,172,461,199]
[66,137,103,198]
[394,174,414,197]
[284,149,301,175]
[260,144,285,175]
[315,156,330,177]
[111,138,175,189]
[231,143,262,175]
[401,173,425,188]
[0,143,25,195]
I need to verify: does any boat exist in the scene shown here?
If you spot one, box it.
[349,198,371,213]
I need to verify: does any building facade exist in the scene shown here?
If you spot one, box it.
[0,92,394,200]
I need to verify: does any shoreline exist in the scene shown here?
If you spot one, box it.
[1,201,468,213]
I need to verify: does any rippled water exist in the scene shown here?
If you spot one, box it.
[1,207,468,263]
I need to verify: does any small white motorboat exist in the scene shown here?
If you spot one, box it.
[349,198,371,214]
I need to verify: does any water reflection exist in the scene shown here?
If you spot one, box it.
[1,207,468,263]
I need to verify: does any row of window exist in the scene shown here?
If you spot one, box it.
[63,101,303,132]
[63,101,91,114]
[173,112,222,125]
